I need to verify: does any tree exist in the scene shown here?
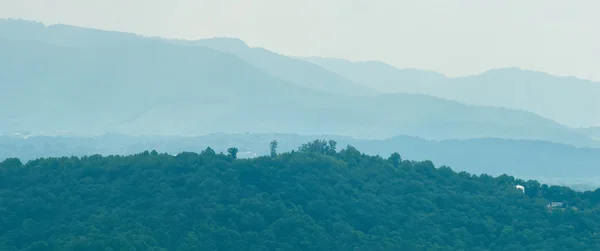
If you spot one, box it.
[270,140,279,157]
[339,145,361,166]
[0,158,23,168]
[299,139,337,155]
[388,152,402,167]
[328,140,337,153]
[202,147,216,156]
[227,147,239,159]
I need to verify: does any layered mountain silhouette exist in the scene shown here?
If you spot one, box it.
[171,38,377,96]
[303,57,600,128]
[0,19,597,148]
[579,127,600,141]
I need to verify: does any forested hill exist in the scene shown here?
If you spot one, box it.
[1,140,600,250]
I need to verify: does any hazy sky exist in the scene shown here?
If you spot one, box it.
[1,0,598,81]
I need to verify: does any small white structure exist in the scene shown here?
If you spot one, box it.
[515,185,525,193]
[548,202,564,208]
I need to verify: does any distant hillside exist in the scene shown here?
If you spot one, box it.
[0,19,597,147]
[578,127,600,140]
[0,19,375,97]
[174,38,377,96]
[3,133,600,184]
[302,57,447,94]
[303,57,600,128]
[2,143,600,250]
[0,37,324,134]
[446,68,600,128]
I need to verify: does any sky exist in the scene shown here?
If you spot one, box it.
[1,0,599,81]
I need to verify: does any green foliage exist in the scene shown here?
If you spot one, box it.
[202,147,216,156]
[298,139,337,155]
[387,152,402,167]
[0,157,22,168]
[269,140,278,157]
[1,141,600,250]
[227,147,238,159]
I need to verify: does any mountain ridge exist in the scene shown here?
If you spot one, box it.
[1,18,597,148]
[303,56,600,127]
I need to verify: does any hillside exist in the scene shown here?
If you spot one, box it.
[578,127,600,140]
[302,57,447,95]
[1,141,600,250]
[0,37,330,135]
[175,38,377,96]
[0,19,375,97]
[303,58,600,128]
[446,68,600,128]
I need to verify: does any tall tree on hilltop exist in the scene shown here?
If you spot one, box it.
[202,147,216,156]
[299,139,337,155]
[227,147,238,159]
[388,152,402,167]
[270,140,278,157]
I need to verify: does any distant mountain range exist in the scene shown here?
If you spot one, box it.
[579,127,600,140]
[303,57,600,128]
[173,38,377,96]
[0,19,597,148]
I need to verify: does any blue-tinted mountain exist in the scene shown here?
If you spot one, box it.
[302,57,447,94]
[578,127,600,141]
[303,57,600,128]
[0,19,596,148]
[171,37,377,96]
[0,19,375,96]
[446,68,600,128]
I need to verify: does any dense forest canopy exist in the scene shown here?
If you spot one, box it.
[1,140,600,250]
[3,133,600,191]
